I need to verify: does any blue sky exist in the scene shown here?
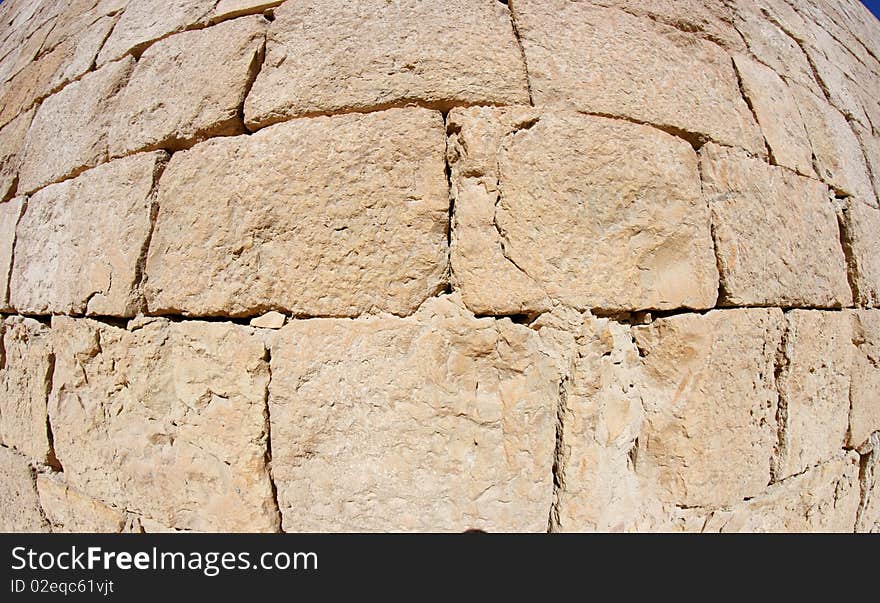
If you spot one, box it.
[864,0,880,20]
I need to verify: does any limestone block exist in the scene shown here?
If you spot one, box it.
[145,108,448,317]
[109,16,266,157]
[43,14,118,96]
[701,144,851,308]
[849,311,880,449]
[0,196,24,309]
[268,295,561,532]
[791,84,874,201]
[705,453,861,533]
[96,0,216,65]
[0,107,34,201]
[513,0,764,153]
[36,473,126,533]
[11,151,166,317]
[49,316,278,532]
[732,55,815,177]
[0,42,67,129]
[0,317,53,463]
[17,57,134,194]
[448,108,717,315]
[243,0,528,128]
[775,311,852,479]
[631,309,784,507]
[0,446,47,532]
[838,198,880,308]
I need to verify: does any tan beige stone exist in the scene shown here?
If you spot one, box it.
[243,0,528,129]
[0,196,24,310]
[849,311,880,449]
[705,452,861,533]
[857,436,879,533]
[449,108,717,315]
[0,42,67,129]
[109,16,266,157]
[43,14,118,95]
[513,1,764,153]
[0,446,47,532]
[212,0,282,22]
[11,152,166,317]
[17,57,134,193]
[838,198,880,308]
[701,144,851,308]
[0,317,53,463]
[855,127,880,204]
[775,311,852,480]
[0,107,34,201]
[249,311,285,329]
[792,84,875,200]
[631,309,784,507]
[96,0,215,66]
[268,295,561,532]
[145,108,447,318]
[49,316,278,532]
[732,55,815,177]
[36,472,126,533]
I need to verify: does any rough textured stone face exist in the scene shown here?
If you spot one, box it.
[49,316,278,532]
[268,296,560,532]
[244,0,529,128]
[701,144,851,308]
[449,108,718,315]
[109,16,266,157]
[11,152,166,316]
[513,0,764,152]
[17,57,133,193]
[1,0,879,534]
[145,108,448,317]
[0,316,53,463]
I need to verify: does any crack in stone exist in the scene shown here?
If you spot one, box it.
[3,197,27,308]
[769,316,791,484]
[547,372,570,533]
[132,153,170,315]
[833,196,863,306]
[261,342,283,533]
[731,56,775,164]
[503,0,534,106]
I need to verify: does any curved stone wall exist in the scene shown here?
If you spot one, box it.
[0,0,878,532]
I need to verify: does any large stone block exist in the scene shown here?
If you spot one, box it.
[448,108,718,315]
[267,295,561,531]
[0,107,33,202]
[0,317,53,463]
[513,0,764,153]
[109,16,266,157]
[49,316,278,532]
[0,446,47,532]
[11,152,166,317]
[631,309,784,507]
[96,0,215,65]
[701,144,851,308]
[145,108,448,317]
[17,57,134,193]
[775,311,852,480]
[243,0,528,128]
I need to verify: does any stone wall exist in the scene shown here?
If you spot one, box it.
[0,0,878,533]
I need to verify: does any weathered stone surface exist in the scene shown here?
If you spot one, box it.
[49,316,278,532]
[145,108,447,317]
[212,0,282,22]
[701,144,851,308]
[268,295,560,532]
[249,311,285,329]
[705,452,861,533]
[0,196,24,309]
[36,472,127,533]
[775,311,852,480]
[17,57,134,194]
[96,0,215,66]
[109,16,266,157]
[43,14,118,96]
[0,43,66,129]
[0,107,34,201]
[243,0,528,128]
[838,198,880,308]
[857,436,879,533]
[849,311,880,449]
[11,152,166,317]
[791,84,875,200]
[448,107,718,315]
[0,317,53,463]
[732,55,815,177]
[0,445,46,532]
[514,1,764,153]
[855,127,880,204]
[631,309,783,508]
